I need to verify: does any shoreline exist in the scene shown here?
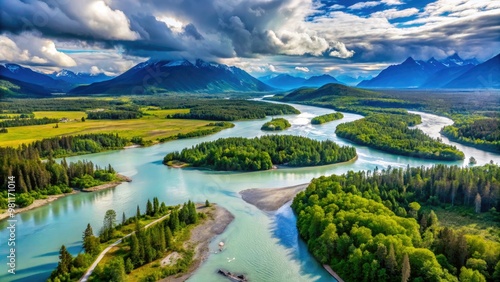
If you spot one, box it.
[0,173,131,221]
[161,204,235,282]
[240,183,310,211]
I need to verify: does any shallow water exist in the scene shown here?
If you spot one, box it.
[0,103,498,282]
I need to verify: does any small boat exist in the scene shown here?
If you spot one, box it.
[217,269,249,282]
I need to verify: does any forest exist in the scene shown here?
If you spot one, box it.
[311,112,344,124]
[336,113,465,161]
[0,117,59,127]
[0,144,117,208]
[292,164,500,282]
[166,99,299,121]
[261,118,291,131]
[48,198,203,282]
[163,135,357,171]
[86,110,142,120]
[26,133,129,158]
[442,117,500,153]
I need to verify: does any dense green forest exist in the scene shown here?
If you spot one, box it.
[0,117,59,127]
[0,145,118,208]
[442,117,500,153]
[292,164,500,282]
[86,110,142,120]
[164,135,356,171]
[166,100,299,121]
[48,198,204,282]
[311,112,344,124]
[261,118,291,131]
[336,113,465,161]
[26,133,129,158]
[0,98,127,113]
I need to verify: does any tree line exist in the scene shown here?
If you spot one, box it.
[0,117,59,127]
[292,164,500,282]
[86,110,142,120]
[26,133,128,158]
[261,118,291,131]
[0,145,117,208]
[164,135,357,171]
[442,117,500,153]
[336,113,465,161]
[311,112,344,124]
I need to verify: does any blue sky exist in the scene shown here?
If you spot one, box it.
[0,0,499,77]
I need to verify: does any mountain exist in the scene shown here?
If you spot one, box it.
[358,53,481,89]
[441,53,479,67]
[260,73,343,89]
[445,53,500,88]
[420,64,475,88]
[336,75,373,86]
[358,57,438,88]
[282,83,379,102]
[0,64,71,92]
[260,74,306,89]
[0,75,52,97]
[69,59,273,94]
[49,70,113,85]
[303,74,341,87]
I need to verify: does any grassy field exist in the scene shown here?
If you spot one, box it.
[0,109,218,147]
[422,205,500,242]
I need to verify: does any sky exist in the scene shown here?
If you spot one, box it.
[0,0,499,77]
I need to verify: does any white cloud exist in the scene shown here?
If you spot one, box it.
[330,4,345,10]
[156,16,185,33]
[81,1,138,40]
[40,40,76,67]
[371,8,419,19]
[349,1,381,10]
[269,64,277,72]
[0,34,75,67]
[382,0,404,6]
[329,41,355,58]
[295,66,309,72]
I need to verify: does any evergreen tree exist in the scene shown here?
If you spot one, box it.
[122,212,126,225]
[57,245,73,275]
[475,193,482,213]
[136,205,141,219]
[153,197,159,215]
[165,226,173,248]
[205,199,211,207]
[146,199,153,216]
[386,244,397,275]
[402,253,411,282]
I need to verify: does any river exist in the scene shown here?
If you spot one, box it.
[1,102,498,282]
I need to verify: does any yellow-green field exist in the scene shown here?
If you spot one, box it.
[0,109,217,147]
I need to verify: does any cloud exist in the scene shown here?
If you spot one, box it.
[349,1,381,10]
[295,66,310,72]
[0,34,75,67]
[269,64,277,72]
[371,8,419,19]
[330,4,345,10]
[329,41,355,58]
[382,0,404,6]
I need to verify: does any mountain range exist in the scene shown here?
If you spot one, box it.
[1,52,498,97]
[69,59,272,95]
[259,74,342,90]
[358,53,499,89]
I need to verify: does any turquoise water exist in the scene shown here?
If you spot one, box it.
[0,102,498,282]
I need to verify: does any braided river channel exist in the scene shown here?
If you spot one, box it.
[1,100,499,282]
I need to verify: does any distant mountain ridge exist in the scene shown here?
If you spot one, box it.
[49,70,113,85]
[358,53,499,89]
[69,59,273,94]
[260,73,342,90]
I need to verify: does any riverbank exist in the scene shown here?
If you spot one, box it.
[0,174,131,221]
[161,204,235,282]
[240,183,310,211]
